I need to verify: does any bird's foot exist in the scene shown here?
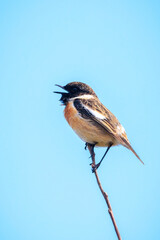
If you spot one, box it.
[90,162,101,173]
[84,143,88,150]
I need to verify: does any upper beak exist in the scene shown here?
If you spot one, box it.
[54,84,66,94]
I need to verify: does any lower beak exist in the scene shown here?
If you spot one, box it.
[54,91,65,94]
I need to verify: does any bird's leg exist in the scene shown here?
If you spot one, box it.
[88,144,96,159]
[87,143,96,169]
[86,142,97,159]
[92,143,113,172]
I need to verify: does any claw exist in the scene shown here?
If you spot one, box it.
[84,143,88,150]
[91,162,101,173]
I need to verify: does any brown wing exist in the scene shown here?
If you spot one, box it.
[73,98,120,138]
[74,98,144,164]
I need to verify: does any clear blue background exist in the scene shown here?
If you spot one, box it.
[1,1,160,239]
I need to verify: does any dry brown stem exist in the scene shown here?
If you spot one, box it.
[87,143,122,240]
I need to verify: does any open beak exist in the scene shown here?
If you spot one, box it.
[54,84,66,94]
[54,84,69,105]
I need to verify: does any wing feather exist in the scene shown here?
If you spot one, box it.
[73,98,144,164]
[73,98,120,138]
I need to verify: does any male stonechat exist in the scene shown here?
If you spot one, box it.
[54,82,143,171]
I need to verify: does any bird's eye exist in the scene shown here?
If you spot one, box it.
[72,87,78,93]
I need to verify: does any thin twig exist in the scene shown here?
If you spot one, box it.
[87,144,122,240]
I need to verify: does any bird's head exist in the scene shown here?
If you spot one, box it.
[54,82,97,105]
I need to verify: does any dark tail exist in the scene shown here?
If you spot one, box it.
[121,137,144,165]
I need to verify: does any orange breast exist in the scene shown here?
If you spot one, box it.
[64,102,116,147]
[64,102,79,129]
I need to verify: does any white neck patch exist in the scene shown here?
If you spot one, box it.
[69,94,94,101]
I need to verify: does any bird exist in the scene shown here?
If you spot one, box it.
[54,82,143,171]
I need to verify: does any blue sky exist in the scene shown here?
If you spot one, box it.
[0,1,160,239]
